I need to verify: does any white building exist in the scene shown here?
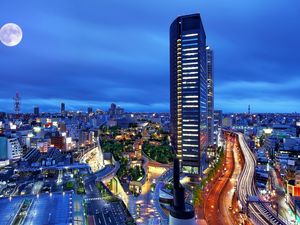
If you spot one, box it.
[7,138,22,160]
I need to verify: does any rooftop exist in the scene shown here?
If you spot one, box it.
[0,192,73,225]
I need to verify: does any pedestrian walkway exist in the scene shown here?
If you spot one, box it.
[73,194,85,225]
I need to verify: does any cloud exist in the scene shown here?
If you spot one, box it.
[0,0,300,113]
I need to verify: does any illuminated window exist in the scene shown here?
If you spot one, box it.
[182,133,198,137]
[183,62,198,66]
[182,129,198,132]
[183,53,198,56]
[182,76,198,80]
[183,33,198,37]
[182,57,198,61]
[183,72,198,75]
[182,48,198,52]
[183,95,198,98]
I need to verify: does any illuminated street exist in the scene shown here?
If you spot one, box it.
[1,1,300,225]
[217,135,245,225]
[236,132,286,225]
[203,135,237,225]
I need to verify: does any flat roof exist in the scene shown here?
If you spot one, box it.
[0,197,23,224]
[23,193,72,225]
[0,192,73,225]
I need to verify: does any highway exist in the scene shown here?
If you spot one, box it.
[204,135,238,225]
[218,136,244,225]
[236,132,286,225]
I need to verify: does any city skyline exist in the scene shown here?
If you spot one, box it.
[1,3,300,224]
[1,0,300,113]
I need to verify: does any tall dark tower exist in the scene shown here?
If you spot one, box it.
[248,104,251,115]
[61,103,65,115]
[170,13,208,176]
[13,92,21,118]
[169,158,195,225]
[34,106,39,117]
[87,107,93,115]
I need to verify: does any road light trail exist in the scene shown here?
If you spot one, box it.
[236,132,286,225]
[203,135,236,225]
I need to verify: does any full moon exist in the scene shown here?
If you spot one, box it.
[0,23,23,47]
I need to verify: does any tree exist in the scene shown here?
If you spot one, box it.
[66,181,74,190]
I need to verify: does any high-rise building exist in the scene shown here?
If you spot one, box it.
[108,103,117,118]
[50,136,66,150]
[87,107,93,115]
[34,106,39,116]
[207,46,214,146]
[0,136,8,160]
[296,121,300,137]
[213,110,223,145]
[7,138,22,160]
[170,14,208,176]
[108,103,124,118]
[61,103,65,115]
[214,110,223,127]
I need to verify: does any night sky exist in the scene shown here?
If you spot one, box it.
[1,0,300,113]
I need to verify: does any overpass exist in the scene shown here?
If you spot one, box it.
[233,132,286,225]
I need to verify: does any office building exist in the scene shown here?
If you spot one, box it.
[296,121,300,137]
[61,103,65,115]
[207,46,214,146]
[214,110,223,127]
[170,14,208,176]
[7,138,22,160]
[213,110,223,145]
[50,136,66,151]
[87,107,93,115]
[108,103,117,118]
[0,136,8,160]
[34,107,39,116]
[108,103,124,119]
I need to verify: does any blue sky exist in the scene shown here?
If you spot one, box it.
[0,0,300,113]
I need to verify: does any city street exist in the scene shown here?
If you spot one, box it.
[218,136,247,225]
[204,136,236,225]
[84,171,128,225]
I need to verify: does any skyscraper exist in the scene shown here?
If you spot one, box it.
[170,14,208,176]
[61,103,65,115]
[34,106,39,116]
[87,107,93,115]
[207,46,214,146]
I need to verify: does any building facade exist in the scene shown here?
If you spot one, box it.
[0,136,8,160]
[61,103,65,115]
[87,107,93,115]
[7,138,22,160]
[214,110,223,145]
[170,14,208,176]
[207,46,214,146]
[34,107,40,116]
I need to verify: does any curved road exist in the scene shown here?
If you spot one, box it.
[218,136,245,225]
[204,135,240,225]
[236,132,286,225]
